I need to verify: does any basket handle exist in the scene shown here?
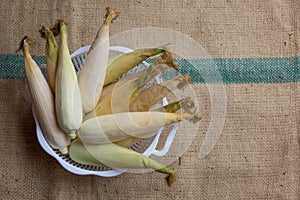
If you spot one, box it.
[151,123,179,157]
[141,98,179,157]
[152,97,178,157]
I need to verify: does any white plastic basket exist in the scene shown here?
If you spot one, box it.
[27,46,179,177]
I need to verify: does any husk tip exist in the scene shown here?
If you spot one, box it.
[16,36,35,53]
[176,74,191,89]
[180,97,202,123]
[39,25,50,39]
[161,51,179,71]
[188,113,202,124]
[181,97,195,112]
[105,7,120,22]
[51,19,66,36]
[165,170,177,187]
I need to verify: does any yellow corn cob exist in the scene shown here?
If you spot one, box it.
[73,138,176,186]
[79,112,195,144]
[54,20,83,139]
[19,36,70,154]
[39,25,58,94]
[78,7,119,113]
[129,74,191,112]
[104,47,167,86]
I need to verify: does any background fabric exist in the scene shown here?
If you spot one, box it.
[0,0,299,199]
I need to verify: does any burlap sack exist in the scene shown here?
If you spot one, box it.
[0,0,299,199]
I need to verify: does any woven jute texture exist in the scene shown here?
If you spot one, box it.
[0,0,299,57]
[0,0,299,199]
[0,80,299,199]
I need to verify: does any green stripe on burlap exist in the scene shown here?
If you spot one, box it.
[0,54,299,84]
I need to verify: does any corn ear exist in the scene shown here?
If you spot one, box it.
[104,47,167,86]
[79,112,195,144]
[78,139,177,186]
[130,74,191,112]
[69,138,107,167]
[115,101,183,148]
[19,36,70,154]
[115,97,196,148]
[54,20,83,139]
[39,25,58,93]
[78,7,119,113]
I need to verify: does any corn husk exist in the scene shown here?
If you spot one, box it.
[79,112,195,144]
[19,36,70,154]
[78,7,119,113]
[54,20,83,139]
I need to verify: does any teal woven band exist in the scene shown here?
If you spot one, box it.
[1,54,299,84]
